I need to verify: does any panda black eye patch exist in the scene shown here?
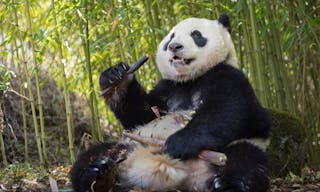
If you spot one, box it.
[163,33,175,51]
[191,30,207,47]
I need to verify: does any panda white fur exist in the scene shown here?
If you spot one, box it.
[71,13,271,192]
[121,110,214,191]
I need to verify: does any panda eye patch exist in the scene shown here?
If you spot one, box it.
[191,30,207,47]
[163,33,175,51]
[191,30,202,38]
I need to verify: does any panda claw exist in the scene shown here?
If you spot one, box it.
[120,62,129,70]
[213,176,222,189]
[93,167,99,171]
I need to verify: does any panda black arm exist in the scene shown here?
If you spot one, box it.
[165,64,271,159]
[99,63,173,129]
[99,62,156,130]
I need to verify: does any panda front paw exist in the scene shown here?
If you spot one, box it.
[164,129,202,160]
[99,62,131,96]
[74,156,117,192]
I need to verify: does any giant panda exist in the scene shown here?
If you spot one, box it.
[70,13,271,192]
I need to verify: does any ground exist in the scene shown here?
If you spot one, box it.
[0,163,319,192]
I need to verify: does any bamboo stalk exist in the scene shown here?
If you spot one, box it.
[213,0,220,18]
[121,0,138,63]
[51,0,75,163]
[247,0,268,106]
[0,102,8,167]
[257,21,273,107]
[123,132,227,166]
[142,0,158,49]
[12,1,29,162]
[150,0,161,41]
[14,40,29,162]
[267,1,296,113]
[11,0,42,166]
[79,0,103,142]
[242,7,256,88]
[24,0,46,168]
[235,8,244,70]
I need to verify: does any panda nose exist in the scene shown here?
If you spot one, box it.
[169,42,184,52]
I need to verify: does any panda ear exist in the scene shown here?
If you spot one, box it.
[218,13,231,33]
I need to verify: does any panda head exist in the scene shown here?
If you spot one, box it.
[156,13,238,82]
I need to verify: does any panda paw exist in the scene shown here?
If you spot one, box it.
[208,175,247,192]
[99,62,131,96]
[164,129,202,160]
[75,156,117,192]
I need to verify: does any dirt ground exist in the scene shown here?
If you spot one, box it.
[0,164,319,192]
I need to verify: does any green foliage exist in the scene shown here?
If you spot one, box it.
[0,163,36,180]
[0,65,13,93]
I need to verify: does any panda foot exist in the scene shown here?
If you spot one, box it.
[77,156,117,192]
[208,175,247,192]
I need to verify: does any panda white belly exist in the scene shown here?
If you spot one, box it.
[119,111,213,191]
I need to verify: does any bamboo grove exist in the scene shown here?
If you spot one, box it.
[0,0,319,169]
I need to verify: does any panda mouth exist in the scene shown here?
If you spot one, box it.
[169,56,194,65]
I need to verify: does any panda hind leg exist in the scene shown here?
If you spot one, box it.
[207,142,269,192]
[70,142,128,192]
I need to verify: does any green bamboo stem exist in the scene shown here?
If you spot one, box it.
[0,134,7,167]
[247,0,268,106]
[265,1,295,112]
[242,10,256,88]
[214,0,220,18]
[274,4,296,115]
[141,0,160,84]
[14,40,29,162]
[235,9,244,70]
[150,0,161,41]
[257,21,273,107]
[265,35,284,109]
[13,0,41,165]
[122,0,138,62]
[155,1,165,33]
[80,0,103,142]
[142,0,158,49]
[24,0,46,168]
[0,105,8,167]
[51,0,75,163]
[310,68,320,166]
[12,1,29,162]
[111,0,127,63]
[263,39,277,108]
[163,1,176,26]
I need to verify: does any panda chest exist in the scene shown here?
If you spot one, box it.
[166,89,202,112]
[132,90,202,141]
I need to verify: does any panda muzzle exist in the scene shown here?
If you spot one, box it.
[169,55,194,65]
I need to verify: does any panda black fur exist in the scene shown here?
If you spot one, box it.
[71,13,271,192]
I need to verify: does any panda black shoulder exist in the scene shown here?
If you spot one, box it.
[212,62,243,75]
[204,63,260,104]
[201,62,248,85]
[205,62,271,138]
